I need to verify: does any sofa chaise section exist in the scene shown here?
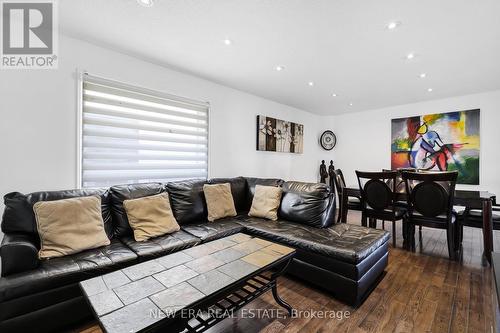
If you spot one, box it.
[240,217,389,304]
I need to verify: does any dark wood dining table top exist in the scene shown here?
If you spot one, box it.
[345,186,496,206]
[454,190,496,203]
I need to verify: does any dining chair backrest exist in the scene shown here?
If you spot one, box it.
[402,171,458,220]
[356,170,398,212]
[333,169,346,195]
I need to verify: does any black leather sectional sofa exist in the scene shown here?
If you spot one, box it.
[0,177,389,332]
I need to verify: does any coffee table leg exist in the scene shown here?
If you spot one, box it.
[272,283,292,316]
[482,199,493,266]
[271,259,293,315]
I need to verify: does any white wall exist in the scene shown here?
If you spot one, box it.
[329,90,500,197]
[3,33,499,238]
[0,35,324,189]
[0,35,325,235]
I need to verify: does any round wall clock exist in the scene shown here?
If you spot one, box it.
[320,130,336,150]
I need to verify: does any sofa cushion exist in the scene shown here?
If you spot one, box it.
[109,183,165,238]
[2,188,113,239]
[208,177,248,213]
[248,185,283,221]
[203,183,237,222]
[34,196,111,259]
[123,193,180,241]
[279,181,336,228]
[167,179,208,224]
[0,239,137,303]
[181,217,245,242]
[240,217,390,264]
[121,230,200,259]
[244,177,283,211]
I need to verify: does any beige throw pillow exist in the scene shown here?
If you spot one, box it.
[34,196,110,259]
[248,185,283,220]
[203,183,237,222]
[123,193,180,241]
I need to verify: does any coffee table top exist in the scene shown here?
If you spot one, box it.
[79,233,295,333]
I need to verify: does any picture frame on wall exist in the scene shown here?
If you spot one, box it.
[391,109,480,184]
[256,115,304,153]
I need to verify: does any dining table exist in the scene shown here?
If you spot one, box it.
[341,186,496,266]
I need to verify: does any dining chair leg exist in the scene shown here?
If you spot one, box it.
[453,221,463,260]
[392,220,396,247]
[446,225,456,260]
[382,220,385,229]
[361,213,367,227]
[409,224,416,252]
[405,223,411,251]
[402,219,408,250]
[419,226,423,253]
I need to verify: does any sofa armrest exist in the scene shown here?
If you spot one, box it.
[0,233,39,277]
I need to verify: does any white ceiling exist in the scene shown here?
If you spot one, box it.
[60,0,500,115]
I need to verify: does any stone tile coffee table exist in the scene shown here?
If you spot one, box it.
[80,233,296,333]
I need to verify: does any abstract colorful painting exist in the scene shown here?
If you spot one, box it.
[257,115,304,153]
[391,109,480,184]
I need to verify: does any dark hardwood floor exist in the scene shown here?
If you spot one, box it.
[76,210,498,333]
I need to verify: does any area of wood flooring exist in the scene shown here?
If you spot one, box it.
[76,210,499,333]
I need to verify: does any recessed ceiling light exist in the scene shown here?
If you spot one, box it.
[137,0,154,7]
[349,102,353,106]
[275,65,284,71]
[427,88,433,92]
[308,81,314,86]
[406,53,415,60]
[223,39,232,46]
[419,73,427,78]
[332,93,337,97]
[386,21,401,30]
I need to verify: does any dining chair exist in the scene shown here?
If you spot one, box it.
[356,170,406,247]
[401,170,460,260]
[333,169,362,223]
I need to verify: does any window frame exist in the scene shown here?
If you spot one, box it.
[76,70,211,188]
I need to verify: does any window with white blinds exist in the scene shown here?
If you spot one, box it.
[79,73,209,188]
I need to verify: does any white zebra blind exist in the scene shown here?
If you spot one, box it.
[80,73,209,188]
